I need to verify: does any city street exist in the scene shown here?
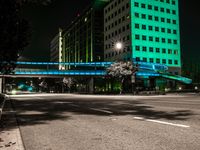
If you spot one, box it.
[8,93,200,150]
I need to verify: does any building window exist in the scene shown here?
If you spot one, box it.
[135,13,139,18]
[173,30,177,34]
[161,18,165,22]
[156,48,160,53]
[142,46,147,51]
[126,3,129,8]
[172,0,176,5]
[162,59,166,64]
[162,38,166,43]
[155,26,159,32]
[155,16,159,21]
[155,37,159,42]
[167,28,171,33]
[142,35,147,40]
[149,36,153,41]
[143,58,147,62]
[167,18,171,23]
[172,10,176,15]
[174,50,178,55]
[149,47,153,52]
[162,48,166,53]
[168,59,172,64]
[141,14,146,19]
[149,58,154,63]
[148,5,152,10]
[160,7,164,12]
[135,34,140,40]
[134,2,139,7]
[127,35,130,40]
[161,28,165,33]
[174,40,177,44]
[166,9,170,14]
[135,23,139,29]
[174,60,178,65]
[168,49,172,54]
[154,6,158,11]
[136,57,140,61]
[148,15,153,20]
[148,26,153,30]
[127,24,130,29]
[173,20,176,24]
[168,39,172,43]
[122,16,125,21]
[141,3,146,8]
[142,25,146,30]
[156,59,160,63]
[136,46,140,51]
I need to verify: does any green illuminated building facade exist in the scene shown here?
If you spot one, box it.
[61,0,109,69]
[104,0,181,75]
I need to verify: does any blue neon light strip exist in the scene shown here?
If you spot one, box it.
[15,70,107,76]
[16,61,113,67]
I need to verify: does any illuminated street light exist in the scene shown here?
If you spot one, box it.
[115,42,123,50]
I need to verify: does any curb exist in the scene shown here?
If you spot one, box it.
[0,95,25,150]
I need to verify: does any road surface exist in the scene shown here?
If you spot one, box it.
[9,93,200,150]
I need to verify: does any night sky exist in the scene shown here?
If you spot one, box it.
[21,0,200,62]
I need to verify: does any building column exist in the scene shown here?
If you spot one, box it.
[89,77,94,94]
[0,77,5,94]
[0,78,2,93]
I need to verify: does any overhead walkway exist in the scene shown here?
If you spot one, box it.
[134,61,192,84]
[0,61,192,84]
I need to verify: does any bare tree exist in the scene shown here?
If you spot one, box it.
[107,61,137,94]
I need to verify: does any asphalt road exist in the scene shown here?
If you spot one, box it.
[9,93,200,150]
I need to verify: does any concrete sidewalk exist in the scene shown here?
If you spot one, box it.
[0,97,24,150]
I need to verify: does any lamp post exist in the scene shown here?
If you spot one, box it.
[115,42,123,50]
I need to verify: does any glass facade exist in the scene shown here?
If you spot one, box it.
[62,0,108,69]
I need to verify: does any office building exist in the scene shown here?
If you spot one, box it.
[61,0,109,70]
[50,28,63,69]
[104,0,181,75]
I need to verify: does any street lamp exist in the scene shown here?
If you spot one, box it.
[115,42,123,50]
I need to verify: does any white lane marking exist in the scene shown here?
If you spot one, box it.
[68,104,80,107]
[133,117,190,128]
[89,108,113,114]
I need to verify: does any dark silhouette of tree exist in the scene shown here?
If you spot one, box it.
[0,0,52,74]
[0,0,30,74]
